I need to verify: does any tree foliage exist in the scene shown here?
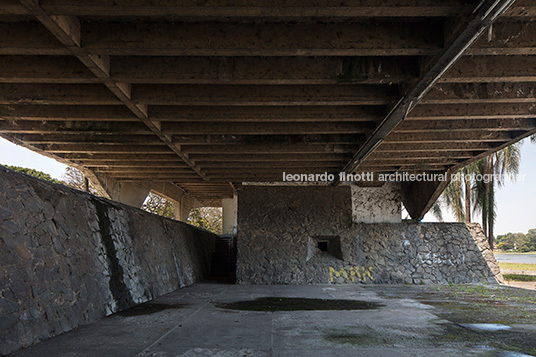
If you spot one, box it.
[187,207,222,234]
[141,193,175,219]
[437,141,522,248]
[5,165,64,184]
[496,229,536,252]
[61,167,99,194]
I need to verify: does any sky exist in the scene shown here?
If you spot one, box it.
[1,136,535,235]
[422,136,536,236]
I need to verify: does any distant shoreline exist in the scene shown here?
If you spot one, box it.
[494,251,536,255]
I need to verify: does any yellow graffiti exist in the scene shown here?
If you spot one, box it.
[329,266,374,283]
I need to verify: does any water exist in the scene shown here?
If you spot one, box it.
[494,254,536,264]
[461,323,512,332]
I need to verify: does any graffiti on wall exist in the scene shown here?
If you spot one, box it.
[329,266,374,283]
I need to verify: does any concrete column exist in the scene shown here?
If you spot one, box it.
[172,197,195,222]
[222,195,238,235]
[111,182,150,208]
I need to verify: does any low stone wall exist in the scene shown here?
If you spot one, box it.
[0,166,216,355]
[236,185,502,285]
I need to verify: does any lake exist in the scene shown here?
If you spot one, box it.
[494,253,536,264]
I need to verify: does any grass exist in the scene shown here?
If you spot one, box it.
[499,262,536,272]
[503,274,536,282]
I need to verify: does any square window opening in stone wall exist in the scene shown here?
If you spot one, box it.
[309,235,343,261]
[317,240,329,252]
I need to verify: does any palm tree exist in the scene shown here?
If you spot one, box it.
[472,142,521,248]
[442,171,465,222]
[439,142,521,249]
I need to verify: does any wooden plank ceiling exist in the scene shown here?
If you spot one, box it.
[1,0,536,208]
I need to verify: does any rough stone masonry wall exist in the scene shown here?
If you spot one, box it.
[236,185,502,285]
[0,166,216,355]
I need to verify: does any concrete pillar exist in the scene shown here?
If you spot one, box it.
[111,182,150,208]
[172,197,195,222]
[222,195,238,235]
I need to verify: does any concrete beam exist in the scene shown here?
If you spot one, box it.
[340,0,515,175]
[110,182,151,208]
[422,82,536,104]
[395,118,536,132]
[6,0,474,18]
[133,84,393,106]
[408,103,536,120]
[401,177,450,221]
[150,106,386,122]
[0,105,136,121]
[384,131,520,143]
[160,122,376,135]
[80,22,442,57]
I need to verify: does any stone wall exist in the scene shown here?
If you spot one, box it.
[0,166,216,355]
[236,185,502,285]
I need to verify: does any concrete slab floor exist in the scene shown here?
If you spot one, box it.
[9,282,536,357]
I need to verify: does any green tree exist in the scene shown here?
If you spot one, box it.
[62,167,98,194]
[473,143,521,248]
[141,192,175,219]
[4,165,63,184]
[187,207,222,234]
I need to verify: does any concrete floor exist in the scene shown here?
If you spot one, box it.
[9,281,536,357]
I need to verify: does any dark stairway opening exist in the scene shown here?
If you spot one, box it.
[210,234,237,282]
